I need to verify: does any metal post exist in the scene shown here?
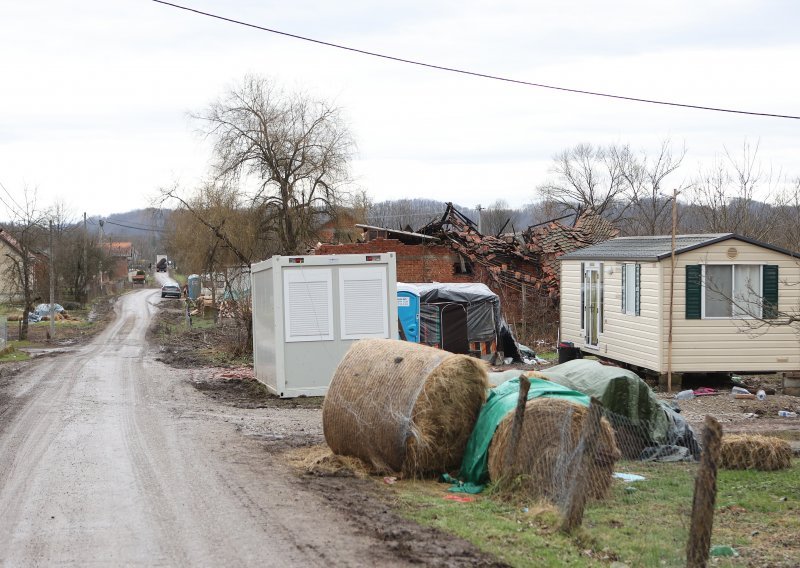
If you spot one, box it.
[83,212,88,305]
[49,219,55,340]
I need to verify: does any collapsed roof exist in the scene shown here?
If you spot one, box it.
[415,203,619,299]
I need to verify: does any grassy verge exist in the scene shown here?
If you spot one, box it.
[390,460,799,567]
[0,341,31,362]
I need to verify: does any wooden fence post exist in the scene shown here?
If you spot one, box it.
[561,397,603,533]
[686,415,722,568]
[503,375,531,476]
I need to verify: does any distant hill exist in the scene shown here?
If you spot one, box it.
[90,208,173,239]
[89,208,173,261]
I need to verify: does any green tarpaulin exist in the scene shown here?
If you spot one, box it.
[450,376,589,493]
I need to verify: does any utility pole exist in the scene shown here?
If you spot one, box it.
[476,204,483,234]
[667,188,679,393]
[83,212,88,306]
[98,219,104,288]
[49,219,55,340]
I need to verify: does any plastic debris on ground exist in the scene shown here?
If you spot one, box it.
[692,387,719,396]
[612,473,646,482]
[443,495,475,503]
[34,303,65,316]
[709,545,738,558]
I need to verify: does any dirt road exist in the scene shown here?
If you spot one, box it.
[0,289,493,566]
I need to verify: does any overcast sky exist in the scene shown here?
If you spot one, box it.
[1,0,798,221]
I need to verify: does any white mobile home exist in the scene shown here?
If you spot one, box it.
[559,234,800,380]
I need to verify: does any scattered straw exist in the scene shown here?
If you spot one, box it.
[284,445,373,478]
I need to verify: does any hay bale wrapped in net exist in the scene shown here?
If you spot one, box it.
[323,338,488,476]
[720,434,792,471]
[487,398,620,501]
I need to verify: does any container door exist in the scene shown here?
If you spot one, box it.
[441,304,469,354]
[397,291,420,342]
[583,264,602,347]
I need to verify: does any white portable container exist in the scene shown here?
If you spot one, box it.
[251,253,398,398]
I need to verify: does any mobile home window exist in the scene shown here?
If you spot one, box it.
[621,263,640,316]
[703,264,761,318]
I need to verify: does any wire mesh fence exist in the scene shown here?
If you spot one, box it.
[493,395,795,564]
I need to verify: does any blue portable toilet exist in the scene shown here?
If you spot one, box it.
[397,285,420,343]
[187,274,201,300]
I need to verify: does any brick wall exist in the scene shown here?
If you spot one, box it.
[316,238,473,283]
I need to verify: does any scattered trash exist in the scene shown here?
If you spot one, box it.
[778,411,798,418]
[731,386,750,396]
[444,495,475,503]
[383,476,397,485]
[613,473,646,482]
[675,389,694,400]
[624,486,637,494]
[504,357,513,365]
[756,389,766,401]
[709,545,738,558]
[692,387,719,396]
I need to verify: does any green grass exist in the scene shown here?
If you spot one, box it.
[0,342,31,362]
[391,460,800,567]
[537,350,558,361]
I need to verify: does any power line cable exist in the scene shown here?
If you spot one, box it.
[152,0,800,120]
[101,219,169,233]
[0,180,28,219]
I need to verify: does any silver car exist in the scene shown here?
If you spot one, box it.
[161,283,182,299]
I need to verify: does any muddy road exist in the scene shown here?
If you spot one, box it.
[0,289,495,567]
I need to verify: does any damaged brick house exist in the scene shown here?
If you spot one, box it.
[315,203,617,342]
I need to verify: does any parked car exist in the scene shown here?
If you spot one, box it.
[161,283,182,299]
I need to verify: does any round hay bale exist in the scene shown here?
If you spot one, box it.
[720,434,792,471]
[323,338,488,476]
[487,398,620,501]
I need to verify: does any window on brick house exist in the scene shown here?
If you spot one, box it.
[454,255,473,274]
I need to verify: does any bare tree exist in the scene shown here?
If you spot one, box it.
[194,75,354,254]
[772,177,800,253]
[536,143,628,222]
[617,140,687,236]
[480,199,524,236]
[366,198,446,231]
[0,186,48,340]
[686,141,776,239]
[160,182,257,269]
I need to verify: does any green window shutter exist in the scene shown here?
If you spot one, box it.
[635,264,641,316]
[685,265,702,319]
[763,265,779,319]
